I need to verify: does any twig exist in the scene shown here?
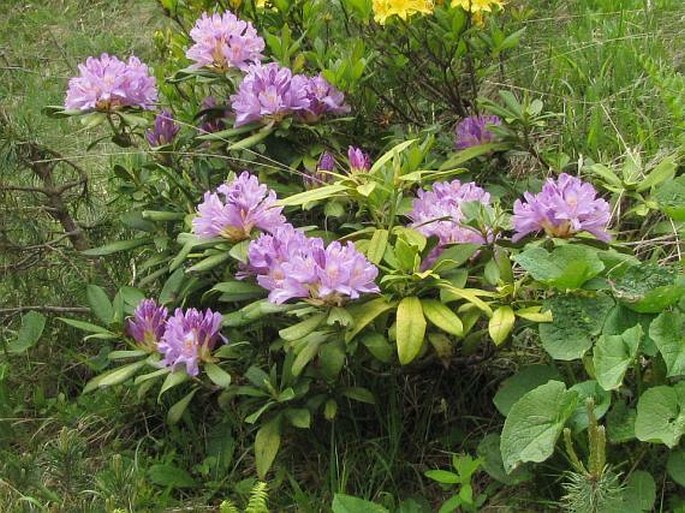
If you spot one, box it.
[0,306,89,315]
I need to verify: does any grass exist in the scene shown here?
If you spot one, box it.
[2,0,685,511]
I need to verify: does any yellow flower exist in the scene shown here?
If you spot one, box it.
[450,0,505,14]
[372,0,435,25]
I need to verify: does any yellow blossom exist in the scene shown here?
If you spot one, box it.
[450,0,505,14]
[372,0,435,25]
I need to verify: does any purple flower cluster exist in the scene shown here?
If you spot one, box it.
[230,63,349,127]
[126,299,224,377]
[246,225,380,305]
[348,146,372,173]
[65,53,157,111]
[126,299,168,351]
[512,173,611,242]
[409,179,492,247]
[454,115,502,150]
[186,11,264,71]
[192,171,286,241]
[158,308,225,377]
[146,109,180,147]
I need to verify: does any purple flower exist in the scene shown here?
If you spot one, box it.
[198,96,227,134]
[126,299,168,351]
[409,179,492,246]
[454,115,502,150]
[297,75,351,123]
[512,173,611,242]
[157,308,224,377]
[186,11,264,71]
[348,146,371,173]
[247,229,380,305]
[192,171,286,240]
[146,109,180,147]
[305,151,336,188]
[230,63,310,127]
[65,53,157,111]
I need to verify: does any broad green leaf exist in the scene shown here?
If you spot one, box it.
[421,299,463,337]
[514,245,604,290]
[637,154,677,192]
[568,380,611,432]
[488,306,515,346]
[493,365,561,416]
[276,184,349,207]
[538,293,614,361]
[345,297,394,342]
[396,296,427,365]
[7,311,46,354]
[147,463,196,489]
[255,417,281,478]
[86,285,113,324]
[501,380,578,473]
[667,449,685,487]
[319,342,346,381]
[205,362,232,388]
[655,174,685,221]
[477,434,532,485]
[332,494,389,513]
[606,400,636,444]
[593,325,642,390]
[635,383,685,447]
[361,333,394,363]
[279,313,326,341]
[82,238,149,256]
[610,262,685,313]
[622,471,656,511]
[167,388,197,425]
[650,311,685,378]
[285,408,311,429]
[58,317,112,335]
[366,229,389,265]
[432,243,480,271]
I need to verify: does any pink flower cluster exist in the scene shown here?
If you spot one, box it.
[126,299,224,377]
[65,53,157,111]
[245,224,380,305]
[192,172,286,241]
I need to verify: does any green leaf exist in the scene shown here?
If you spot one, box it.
[421,299,463,337]
[205,363,232,388]
[637,155,677,192]
[188,251,232,272]
[500,380,578,473]
[622,471,656,511]
[593,325,642,390]
[279,313,326,341]
[424,470,460,484]
[83,360,147,393]
[366,229,389,265]
[568,380,611,432]
[276,184,349,207]
[255,417,281,478]
[650,311,685,378]
[370,139,417,175]
[82,238,149,256]
[7,312,46,354]
[291,332,327,376]
[58,317,112,335]
[148,464,196,489]
[86,285,113,324]
[345,297,394,342]
[332,494,389,513]
[167,389,197,425]
[432,243,480,271]
[635,383,685,447]
[396,296,427,365]
[341,387,375,404]
[361,333,394,363]
[477,434,532,485]
[667,449,685,487]
[606,400,636,443]
[655,174,685,221]
[211,280,265,302]
[514,245,604,290]
[538,293,614,361]
[610,262,685,313]
[488,306,515,346]
[158,370,190,400]
[285,408,311,429]
[493,365,561,416]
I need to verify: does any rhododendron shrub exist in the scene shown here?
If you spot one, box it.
[50,1,685,506]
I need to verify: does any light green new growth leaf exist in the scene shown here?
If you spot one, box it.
[396,296,427,365]
[501,380,578,473]
[488,306,515,346]
[421,299,463,337]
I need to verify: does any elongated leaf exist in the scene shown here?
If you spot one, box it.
[332,494,389,513]
[255,417,281,478]
[488,306,515,346]
[369,139,417,174]
[421,299,463,337]
[276,184,349,207]
[437,283,493,316]
[366,229,389,265]
[279,313,326,341]
[83,360,147,393]
[292,333,325,376]
[158,370,190,400]
[211,280,264,302]
[148,464,196,489]
[396,296,426,365]
[188,251,231,272]
[345,297,394,342]
[58,317,112,335]
[205,362,232,388]
[167,389,198,425]
[82,238,149,256]
[341,387,375,404]
[86,285,113,324]
[7,311,46,354]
